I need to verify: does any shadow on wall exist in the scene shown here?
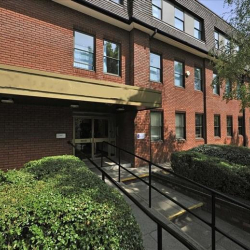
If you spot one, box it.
[223,131,244,146]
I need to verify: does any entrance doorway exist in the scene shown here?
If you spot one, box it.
[73,116,116,159]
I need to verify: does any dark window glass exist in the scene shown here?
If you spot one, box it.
[175,8,184,31]
[214,115,221,137]
[194,19,202,40]
[227,116,233,136]
[225,80,232,95]
[103,40,120,75]
[174,61,184,87]
[152,0,162,19]
[195,114,203,138]
[150,52,161,82]
[151,112,163,141]
[74,32,94,70]
[194,68,202,91]
[238,117,243,135]
[213,73,220,95]
[175,113,185,139]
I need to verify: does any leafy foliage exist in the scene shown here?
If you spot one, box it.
[0,156,143,249]
[171,145,250,199]
[211,0,250,109]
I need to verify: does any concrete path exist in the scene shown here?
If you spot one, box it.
[84,158,250,250]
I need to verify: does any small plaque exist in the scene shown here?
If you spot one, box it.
[137,133,145,139]
[56,133,66,139]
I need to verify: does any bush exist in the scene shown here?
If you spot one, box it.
[0,156,143,249]
[171,151,250,200]
[191,144,250,167]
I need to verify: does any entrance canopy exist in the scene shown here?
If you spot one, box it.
[0,64,161,109]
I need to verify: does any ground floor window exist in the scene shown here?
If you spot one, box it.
[175,113,185,139]
[227,116,233,136]
[214,115,221,137]
[238,117,243,135]
[195,114,203,138]
[150,111,163,141]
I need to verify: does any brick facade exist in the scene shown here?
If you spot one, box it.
[0,0,249,170]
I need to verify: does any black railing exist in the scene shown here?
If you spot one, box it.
[68,141,198,250]
[101,141,250,250]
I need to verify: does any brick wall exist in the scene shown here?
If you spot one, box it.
[0,0,130,85]
[0,103,73,171]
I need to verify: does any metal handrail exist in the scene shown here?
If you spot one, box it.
[102,141,250,250]
[67,141,198,250]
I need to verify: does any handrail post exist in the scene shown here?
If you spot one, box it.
[211,192,216,250]
[149,162,152,208]
[157,224,162,250]
[118,148,121,182]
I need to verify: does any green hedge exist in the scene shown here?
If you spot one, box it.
[191,144,250,167]
[171,150,250,199]
[0,156,143,249]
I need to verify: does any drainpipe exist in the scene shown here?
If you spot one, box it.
[150,28,158,39]
[203,58,208,144]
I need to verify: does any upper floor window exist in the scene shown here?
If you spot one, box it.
[174,61,184,87]
[150,52,162,82]
[103,40,120,76]
[151,111,163,141]
[214,31,219,49]
[111,0,123,4]
[152,0,162,19]
[194,67,202,91]
[238,117,243,135]
[214,115,221,137]
[175,8,184,31]
[175,113,186,139]
[195,114,204,138]
[194,19,202,40]
[213,73,220,95]
[74,31,94,71]
[225,79,232,95]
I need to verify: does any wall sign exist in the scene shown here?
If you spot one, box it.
[137,133,145,139]
[56,133,66,139]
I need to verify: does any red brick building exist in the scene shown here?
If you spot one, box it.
[0,0,249,170]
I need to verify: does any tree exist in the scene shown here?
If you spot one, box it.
[211,0,250,109]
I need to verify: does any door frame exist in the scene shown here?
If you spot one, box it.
[73,114,116,159]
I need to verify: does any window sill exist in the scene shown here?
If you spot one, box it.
[104,72,121,77]
[73,66,95,72]
[226,136,232,138]
[195,138,204,141]
[175,138,186,142]
[195,89,203,93]
[213,93,220,97]
[151,140,164,143]
[174,86,185,90]
[214,136,221,140]
[150,80,162,84]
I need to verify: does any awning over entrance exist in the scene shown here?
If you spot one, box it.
[0,64,161,108]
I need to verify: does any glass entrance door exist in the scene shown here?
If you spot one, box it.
[74,116,115,159]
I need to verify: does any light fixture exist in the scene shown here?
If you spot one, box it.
[70,104,79,108]
[116,107,125,111]
[1,98,14,104]
[185,71,190,77]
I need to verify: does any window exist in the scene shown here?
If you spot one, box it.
[74,31,94,70]
[175,8,184,31]
[150,52,161,82]
[214,115,221,137]
[225,79,232,95]
[213,73,220,95]
[103,40,120,75]
[174,61,184,87]
[175,113,185,139]
[227,116,233,136]
[194,19,202,40]
[151,112,163,141]
[194,68,202,91]
[238,117,243,135]
[237,83,241,99]
[195,114,204,138]
[152,0,162,19]
[214,31,219,49]
[111,0,123,4]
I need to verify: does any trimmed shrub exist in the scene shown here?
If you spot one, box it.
[191,144,250,167]
[0,156,143,249]
[171,151,250,199]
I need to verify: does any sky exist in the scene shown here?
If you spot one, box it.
[199,0,235,21]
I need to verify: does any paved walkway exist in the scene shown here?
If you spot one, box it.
[85,158,250,250]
